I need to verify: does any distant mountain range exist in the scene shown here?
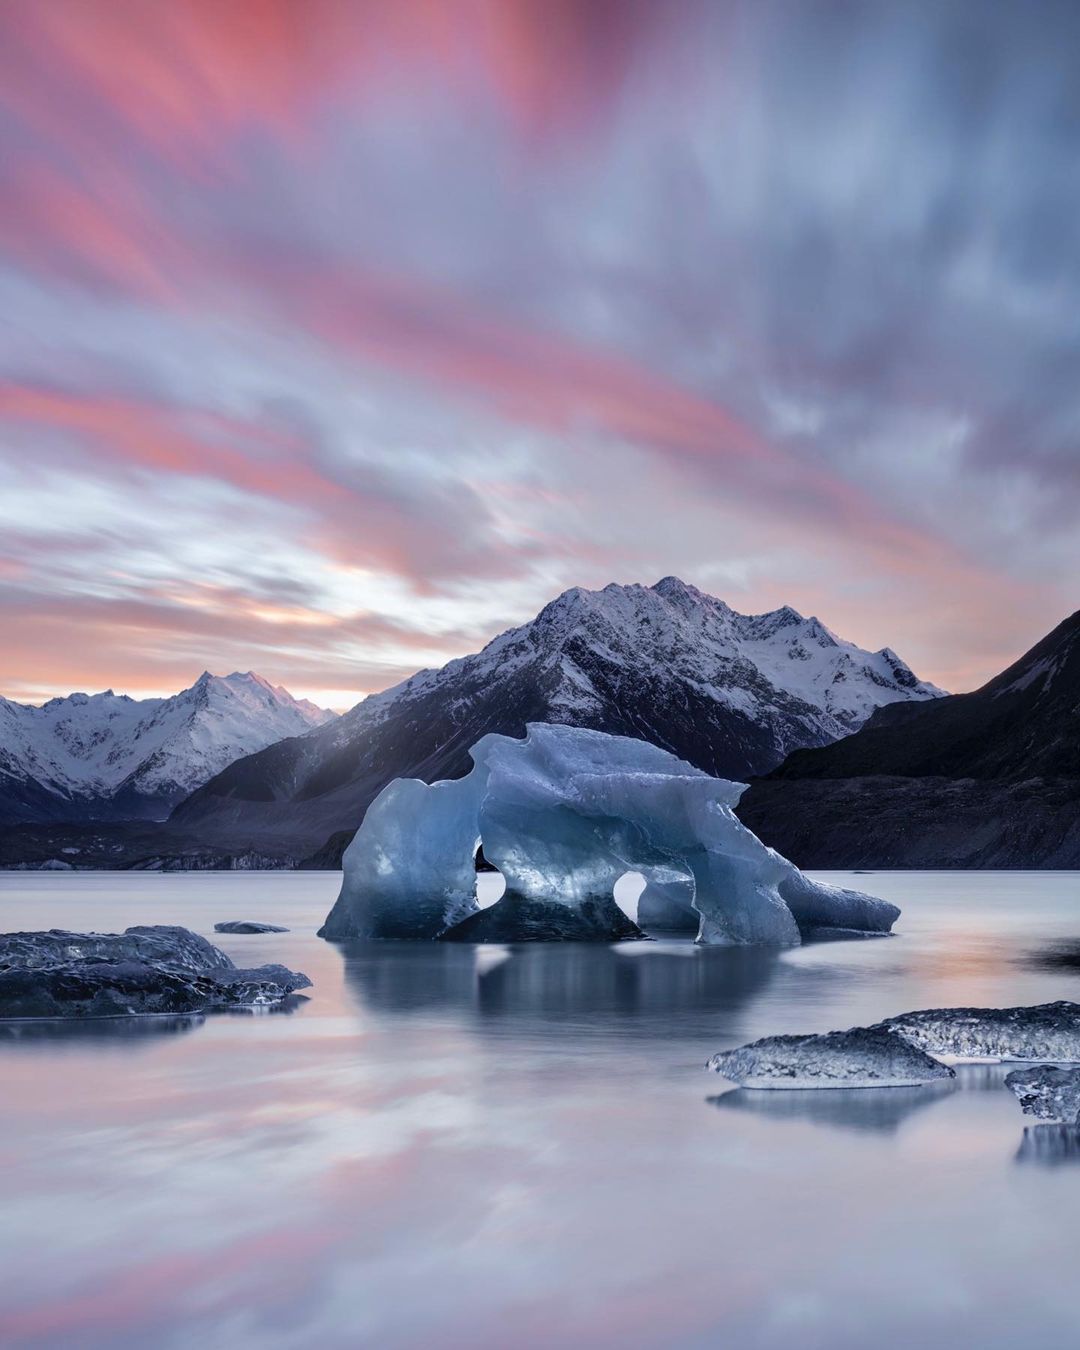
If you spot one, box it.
[738,609,1080,867]
[164,577,942,867]
[0,672,335,825]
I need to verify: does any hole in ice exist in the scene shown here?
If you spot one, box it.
[474,841,505,909]
[613,870,647,922]
[476,871,505,909]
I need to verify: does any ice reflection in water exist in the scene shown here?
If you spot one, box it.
[0,1012,205,1046]
[1016,1124,1080,1166]
[1,869,1080,1350]
[340,939,782,1032]
[708,1080,958,1135]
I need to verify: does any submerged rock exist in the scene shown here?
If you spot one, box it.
[213,921,290,934]
[707,1026,955,1089]
[0,925,310,1019]
[1005,1066,1080,1123]
[882,1001,1080,1062]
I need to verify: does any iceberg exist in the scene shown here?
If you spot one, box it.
[707,1001,1080,1094]
[636,868,698,932]
[882,1001,1080,1062]
[0,926,310,1018]
[1005,1066,1080,1123]
[707,1027,955,1089]
[0,925,231,974]
[318,724,900,944]
[213,921,290,934]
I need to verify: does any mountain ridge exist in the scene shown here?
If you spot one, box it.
[0,671,336,824]
[168,577,942,864]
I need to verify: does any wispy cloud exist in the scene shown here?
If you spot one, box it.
[1,0,1077,702]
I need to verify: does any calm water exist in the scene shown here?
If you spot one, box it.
[2,870,1080,1350]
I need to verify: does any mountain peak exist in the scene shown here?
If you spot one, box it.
[652,575,702,599]
[653,575,731,612]
[223,670,273,689]
[479,581,941,723]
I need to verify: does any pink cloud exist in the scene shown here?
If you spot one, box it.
[0,0,1072,701]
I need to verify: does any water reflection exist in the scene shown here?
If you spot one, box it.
[800,929,894,944]
[221,995,309,1017]
[341,940,781,1031]
[339,942,482,1013]
[0,1013,204,1047]
[952,1063,1017,1091]
[1020,941,1080,974]
[1015,1124,1080,1167]
[708,1080,957,1135]
[6,873,1080,1349]
[0,996,306,1048]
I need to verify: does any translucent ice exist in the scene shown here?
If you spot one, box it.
[707,1027,955,1090]
[636,868,698,932]
[1005,1066,1080,1123]
[318,724,901,944]
[883,1001,1080,1062]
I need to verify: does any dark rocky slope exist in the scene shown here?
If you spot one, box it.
[738,610,1080,867]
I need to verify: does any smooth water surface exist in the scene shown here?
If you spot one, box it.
[2,870,1080,1349]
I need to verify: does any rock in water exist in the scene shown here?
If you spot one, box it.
[213,921,290,934]
[0,925,310,1018]
[319,723,899,945]
[707,1027,955,1089]
[882,1002,1080,1062]
[1005,1066,1080,1123]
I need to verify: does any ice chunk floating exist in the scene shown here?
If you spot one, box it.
[882,1001,1080,1063]
[708,1028,955,1090]
[318,724,899,944]
[1005,1066,1080,1124]
[0,926,311,1018]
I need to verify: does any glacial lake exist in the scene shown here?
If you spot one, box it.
[2,871,1080,1349]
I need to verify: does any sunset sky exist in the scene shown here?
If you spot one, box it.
[1,0,1078,708]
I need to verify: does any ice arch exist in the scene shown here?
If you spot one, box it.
[636,867,698,932]
[318,724,900,945]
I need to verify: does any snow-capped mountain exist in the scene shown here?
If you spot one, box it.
[172,578,942,862]
[461,576,943,739]
[0,672,336,824]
